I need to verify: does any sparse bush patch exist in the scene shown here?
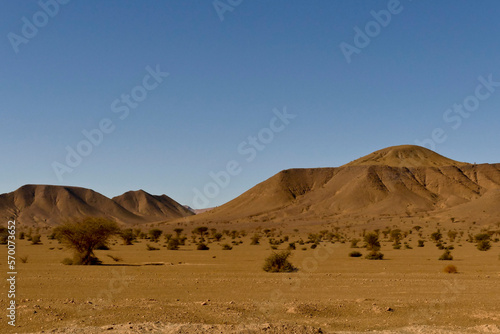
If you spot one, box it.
[439,250,453,261]
[263,251,297,273]
[221,244,232,250]
[365,251,384,260]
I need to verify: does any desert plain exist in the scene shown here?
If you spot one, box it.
[1,224,500,334]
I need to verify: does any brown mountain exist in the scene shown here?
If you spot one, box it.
[112,190,193,221]
[0,185,191,227]
[185,145,500,226]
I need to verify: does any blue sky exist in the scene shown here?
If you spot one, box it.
[1,0,500,208]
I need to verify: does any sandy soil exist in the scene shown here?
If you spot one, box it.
[1,232,499,333]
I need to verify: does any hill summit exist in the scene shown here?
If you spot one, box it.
[344,145,468,168]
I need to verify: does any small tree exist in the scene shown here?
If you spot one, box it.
[173,228,184,238]
[149,229,163,242]
[193,226,208,241]
[54,218,120,265]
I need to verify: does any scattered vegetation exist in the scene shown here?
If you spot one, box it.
[221,244,233,250]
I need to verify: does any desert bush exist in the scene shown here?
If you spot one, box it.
[19,232,25,240]
[474,233,491,242]
[167,238,180,250]
[349,251,362,257]
[61,258,74,265]
[443,265,458,274]
[214,233,223,241]
[301,247,307,251]
[146,243,159,251]
[365,251,384,260]
[270,245,278,250]
[31,234,42,245]
[310,244,317,249]
[263,251,297,273]
[287,242,296,250]
[149,229,163,242]
[54,217,120,265]
[447,230,458,242]
[197,243,209,250]
[439,250,453,261]
[221,244,232,250]
[477,240,491,251]
[120,228,136,245]
[173,228,184,238]
[193,227,208,241]
[250,234,260,245]
[431,231,443,243]
[364,232,381,251]
[393,243,401,250]
[19,256,29,263]
[350,239,360,248]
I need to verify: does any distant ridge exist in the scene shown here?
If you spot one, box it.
[113,190,193,221]
[0,185,192,226]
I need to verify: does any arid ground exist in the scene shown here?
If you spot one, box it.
[1,228,499,334]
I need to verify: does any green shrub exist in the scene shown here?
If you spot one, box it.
[263,251,297,273]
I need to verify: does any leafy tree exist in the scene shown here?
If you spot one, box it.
[54,217,120,265]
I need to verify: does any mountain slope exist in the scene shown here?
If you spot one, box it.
[0,185,145,226]
[0,185,192,226]
[112,190,194,221]
[185,146,500,225]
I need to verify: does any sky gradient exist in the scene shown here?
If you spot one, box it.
[1,0,500,208]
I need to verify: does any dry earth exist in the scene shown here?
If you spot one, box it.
[1,230,499,333]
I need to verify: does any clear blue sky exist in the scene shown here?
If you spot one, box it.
[1,0,500,208]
